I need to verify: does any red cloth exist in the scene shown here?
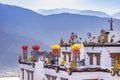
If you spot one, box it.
[52,49,60,56]
[73,50,80,57]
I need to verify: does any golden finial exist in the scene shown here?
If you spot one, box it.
[113,57,120,69]
[60,38,64,45]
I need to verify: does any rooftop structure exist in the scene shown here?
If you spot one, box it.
[18,18,120,80]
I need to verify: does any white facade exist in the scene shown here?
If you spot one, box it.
[19,44,120,80]
[84,44,120,68]
[19,61,44,80]
[44,68,120,80]
[19,43,120,80]
[19,28,120,80]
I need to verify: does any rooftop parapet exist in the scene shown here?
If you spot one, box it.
[83,42,120,47]
[18,45,46,67]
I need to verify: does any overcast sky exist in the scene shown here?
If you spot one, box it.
[0,0,120,15]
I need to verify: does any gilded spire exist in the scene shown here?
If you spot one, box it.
[60,38,64,45]
[113,57,120,69]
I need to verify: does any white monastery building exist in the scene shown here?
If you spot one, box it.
[18,18,120,80]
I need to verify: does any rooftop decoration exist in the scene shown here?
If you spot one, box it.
[69,32,75,45]
[50,44,61,65]
[22,45,28,50]
[71,32,75,41]
[51,44,60,56]
[60,55,66,66]
[22,45,28,61]
[31,45,40,62]
[71,44,81,51]
[27,56,31,62]
[59,38,64,45]
[87,32,91,39]
[50,44,61,50]
[113,57,120,69]
[50,44,61,56]
[18,55,22,63]
[110,57,120,76]
[32,45,40,51]
[110,35,115,43]
[44,65,110,73]
[70,58,76,68]
[22,45,28,54]
[108,18,114,31]
[71,44,81,67]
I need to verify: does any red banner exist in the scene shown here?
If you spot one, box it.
[23,50,27,54]
[32,45,40,51]
[22,45,28,50]
[73,50,80,57]
[22,45,28,54]
[52,49,60,56]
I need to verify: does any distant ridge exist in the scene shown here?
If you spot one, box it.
[37,8,110,18]
[37,8,80,15]
[112,12,120,19]
[78,10,110,18]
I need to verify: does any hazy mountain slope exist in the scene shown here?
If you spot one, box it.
[0,31,49,68]
[1,4,120,46]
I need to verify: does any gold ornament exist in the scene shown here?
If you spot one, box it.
[60,55,66,66]
[70,58,76,68]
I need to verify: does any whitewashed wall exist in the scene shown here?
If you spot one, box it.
[84,46,120,68]
[19,61,44,80]
[44,68,120,80]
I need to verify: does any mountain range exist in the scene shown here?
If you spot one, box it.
[37,8,120,19]
[0,3,120,69]
[37,8,110,18]
[112,12,120,19]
